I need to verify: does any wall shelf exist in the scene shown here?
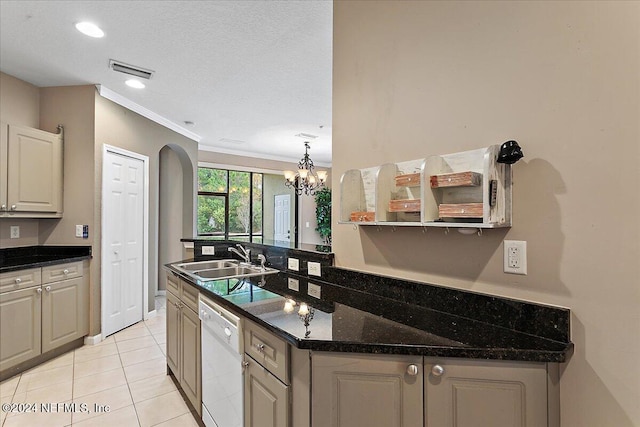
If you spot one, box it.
[339,145,512,230]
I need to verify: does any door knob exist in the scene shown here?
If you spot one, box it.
[406,364,419,376]
[431,364,445,377]
[224,327,232,337]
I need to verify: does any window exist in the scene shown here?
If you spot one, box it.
[197,167,263,242]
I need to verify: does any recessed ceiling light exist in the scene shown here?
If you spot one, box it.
[125,79,145,89]
[75,22,104,38]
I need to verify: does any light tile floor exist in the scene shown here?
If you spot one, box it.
[0,296,199,427]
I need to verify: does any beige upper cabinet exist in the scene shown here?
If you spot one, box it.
[0,123,63,217]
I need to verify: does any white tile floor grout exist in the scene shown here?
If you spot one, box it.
[0,296,199,427]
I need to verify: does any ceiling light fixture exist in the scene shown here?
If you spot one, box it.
[125,79,145,89]
[284,141,327,196]
[75,22,104,38]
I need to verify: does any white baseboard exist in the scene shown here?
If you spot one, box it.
[84,334,102,345]
[145,309,157,320]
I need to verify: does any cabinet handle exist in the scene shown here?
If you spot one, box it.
[10,205,16,210]
[45,286,51,292]
[36,288,42,294]
[242,361,250,370]
[406,364,419,376]
[256,343,265,352]
[431,364,445,377]
[63,269,69,275]
[15,278,21,284]
[1,204,6,210]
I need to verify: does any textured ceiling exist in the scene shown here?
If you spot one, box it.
[0,0,333,165]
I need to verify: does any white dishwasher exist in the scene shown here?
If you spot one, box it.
[199,295,243,427]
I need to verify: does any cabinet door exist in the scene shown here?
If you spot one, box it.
[166,291,181,378]
[425,359,548,427]
[244,355,289,427]
[0,287,41,371]
[312,352,423,427]
[41,277,87,353]
[180,305,201,416]
[7,124,62,213]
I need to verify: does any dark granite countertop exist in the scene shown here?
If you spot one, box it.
[0,246,92,273]
[166,262,573,363]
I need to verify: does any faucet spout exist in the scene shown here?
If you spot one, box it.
[228,244,251,263]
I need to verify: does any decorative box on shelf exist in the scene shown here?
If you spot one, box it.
[339,144,515,230]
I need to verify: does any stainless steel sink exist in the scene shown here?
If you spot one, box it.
[171,259,278,282]
[173,259,239,271]
[195,266,268,279]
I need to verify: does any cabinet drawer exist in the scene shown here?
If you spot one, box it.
[0,268,42,294]
[180,281,199,313]
[167,272,180,296]
[42,261,82,283]
[244,319,289,384]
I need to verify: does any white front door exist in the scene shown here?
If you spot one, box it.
[274,194,291,243]
[102,149,145,337]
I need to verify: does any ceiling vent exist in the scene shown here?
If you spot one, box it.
[109,59,154,80]
[295,133,318,140]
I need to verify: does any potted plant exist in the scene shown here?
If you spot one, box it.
[314,187,331,245]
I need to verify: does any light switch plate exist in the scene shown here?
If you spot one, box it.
[202,246,215,255]
[308,262,321,277]
[308,282,322,299]
[288,257,299,271]
[288,278,299,291]
[76,225,83,238]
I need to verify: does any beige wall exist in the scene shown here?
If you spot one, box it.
[94,92,198,321]
[0,73,41,248]
[199,150,331,245]
[333,2,639,426]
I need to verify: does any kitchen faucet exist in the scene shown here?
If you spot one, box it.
[228,244,251,264]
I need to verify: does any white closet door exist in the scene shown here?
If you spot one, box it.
[102,150,144,337]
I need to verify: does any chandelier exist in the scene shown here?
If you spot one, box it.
[284,142,327,196]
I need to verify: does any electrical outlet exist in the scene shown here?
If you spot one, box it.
[288,257,299,271]
[504,240,527,275]
[288,278,299,291]
[10,226,20,239]
[76,225,83,238]
[308,261,321,277]
[308,282,322,299]
[202,246,215,255]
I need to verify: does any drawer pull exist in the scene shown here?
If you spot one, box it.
[36,288,42,294]
[45,286,51,292]
[256,343,265,352]
[15,278,21,284]
[63,269,69,275]
[242,361,250,370]
[10,205,16,211]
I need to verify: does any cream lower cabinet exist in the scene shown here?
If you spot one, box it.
[0,261,88,374]
[166,274,201,416]
[425,358,553,427]
[244,355,289,427]
[0,123,63,217]
[0,286,42,371]
[311,352,423,427]
[243,319,291,427]
[311,353,555,427]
